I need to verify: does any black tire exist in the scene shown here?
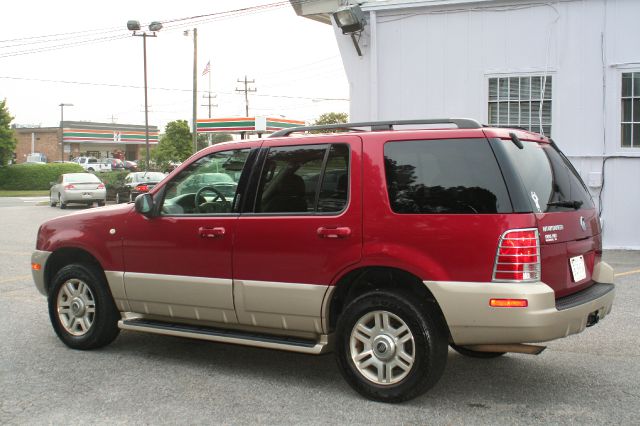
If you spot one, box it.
[450,344,505,359]
[48,263,120,350]
[97,201,105,207]
[335,290,448,403]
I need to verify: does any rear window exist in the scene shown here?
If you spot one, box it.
[64,174,101,183]
[501,140,594,212]
[384,139,512,214]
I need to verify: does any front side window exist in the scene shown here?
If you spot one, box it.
[488,75,552,136]
[255,143,349,214]
[160,149,250,215]
[621,72,640,147]
[384,139,512,214]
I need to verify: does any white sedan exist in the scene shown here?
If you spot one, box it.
[49,173,106,209]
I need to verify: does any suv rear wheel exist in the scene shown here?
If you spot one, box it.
[48,263,120,350]
[335,290,448,403]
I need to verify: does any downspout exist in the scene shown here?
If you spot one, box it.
[369,10,378,121]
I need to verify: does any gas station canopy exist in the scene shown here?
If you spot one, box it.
[196,117,305,135]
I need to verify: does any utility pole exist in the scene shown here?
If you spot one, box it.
[201,92,218,147]
[201,93,218,118]
[191,28,198,153]
[236,75,256,117]
[59,103,73,162]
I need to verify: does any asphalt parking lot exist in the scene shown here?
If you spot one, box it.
[1,199,639,424]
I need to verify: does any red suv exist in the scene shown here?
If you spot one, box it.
[32,119,615,402]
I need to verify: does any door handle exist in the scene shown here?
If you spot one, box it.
[198,226,225,239]
[317,226,351,239]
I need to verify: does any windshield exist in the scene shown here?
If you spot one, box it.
[501,140,594,212]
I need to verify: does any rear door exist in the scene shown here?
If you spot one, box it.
[233,136,363,334]
[498,139,599,297]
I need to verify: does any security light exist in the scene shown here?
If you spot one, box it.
[332,5,367,57]
[148,21,163,32]
[127,20,141,31]
[333,5,366,34]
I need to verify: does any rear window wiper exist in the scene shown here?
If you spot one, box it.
[547,200,583,209]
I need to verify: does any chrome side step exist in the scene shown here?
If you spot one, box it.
[118,319,331,354]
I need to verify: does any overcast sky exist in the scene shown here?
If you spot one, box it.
[0,0,349,131]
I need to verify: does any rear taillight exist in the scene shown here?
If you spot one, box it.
[136,184,149,192]
[492,228,540,282]
[97,183,105,189]
[64,184,75,190]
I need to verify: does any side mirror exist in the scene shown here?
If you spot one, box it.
[134,193,154,216]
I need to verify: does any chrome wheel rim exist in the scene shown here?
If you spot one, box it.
[349,310,415,385]
[56,279,96,336]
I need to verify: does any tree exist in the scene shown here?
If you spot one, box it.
[152,120,193,170]
[0,99,17,167]
[311,112,349,133]
[196,132,233,151]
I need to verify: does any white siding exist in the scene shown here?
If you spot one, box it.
[335,0,640,249]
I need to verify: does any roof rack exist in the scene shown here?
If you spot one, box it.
[268,118,482,138]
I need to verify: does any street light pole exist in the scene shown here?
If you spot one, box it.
[192,28,198,154]
[142,34,150,171]
[128,20,162,171]
[185,28,198,154]
[59,103,73,161]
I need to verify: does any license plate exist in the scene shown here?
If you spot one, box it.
[570,255,587,282]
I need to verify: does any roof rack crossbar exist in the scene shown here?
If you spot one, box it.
[268,118,482,138]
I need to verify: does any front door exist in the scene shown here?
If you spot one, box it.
[122,145,255,324]
[233,136,363,334]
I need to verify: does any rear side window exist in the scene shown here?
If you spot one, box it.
[384,139,512,214]
[500,140,594,212]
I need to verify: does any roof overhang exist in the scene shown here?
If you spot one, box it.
[290,0,497,23]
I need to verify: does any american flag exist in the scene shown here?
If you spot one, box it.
[202,61,211,76]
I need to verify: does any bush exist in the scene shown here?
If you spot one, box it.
[99,171,129,200]
[0,163,84,190]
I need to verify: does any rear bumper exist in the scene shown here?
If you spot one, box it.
[64,189,106,203]
[424,261,616,345]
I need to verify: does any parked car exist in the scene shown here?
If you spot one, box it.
[31,118,615,403]
[175,172,237,199]
[49,172,106,209]
[72,156,111,172]
[106,158,125,171]
[123,160,138,172]
[115,171,167,204]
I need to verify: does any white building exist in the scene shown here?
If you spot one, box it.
[293,0,640,249]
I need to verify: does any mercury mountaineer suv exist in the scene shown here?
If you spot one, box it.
[31,118,615,403]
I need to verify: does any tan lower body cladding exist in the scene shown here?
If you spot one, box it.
[105,271,332,335]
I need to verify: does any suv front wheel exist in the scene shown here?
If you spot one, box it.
[335,290,448,403]
[48,263,120,350]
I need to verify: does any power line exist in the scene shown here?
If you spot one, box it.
[0,75,350,101]
[0,0,316,59]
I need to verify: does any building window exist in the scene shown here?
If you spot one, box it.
[488,75,552,136]
[621,72,640,147]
